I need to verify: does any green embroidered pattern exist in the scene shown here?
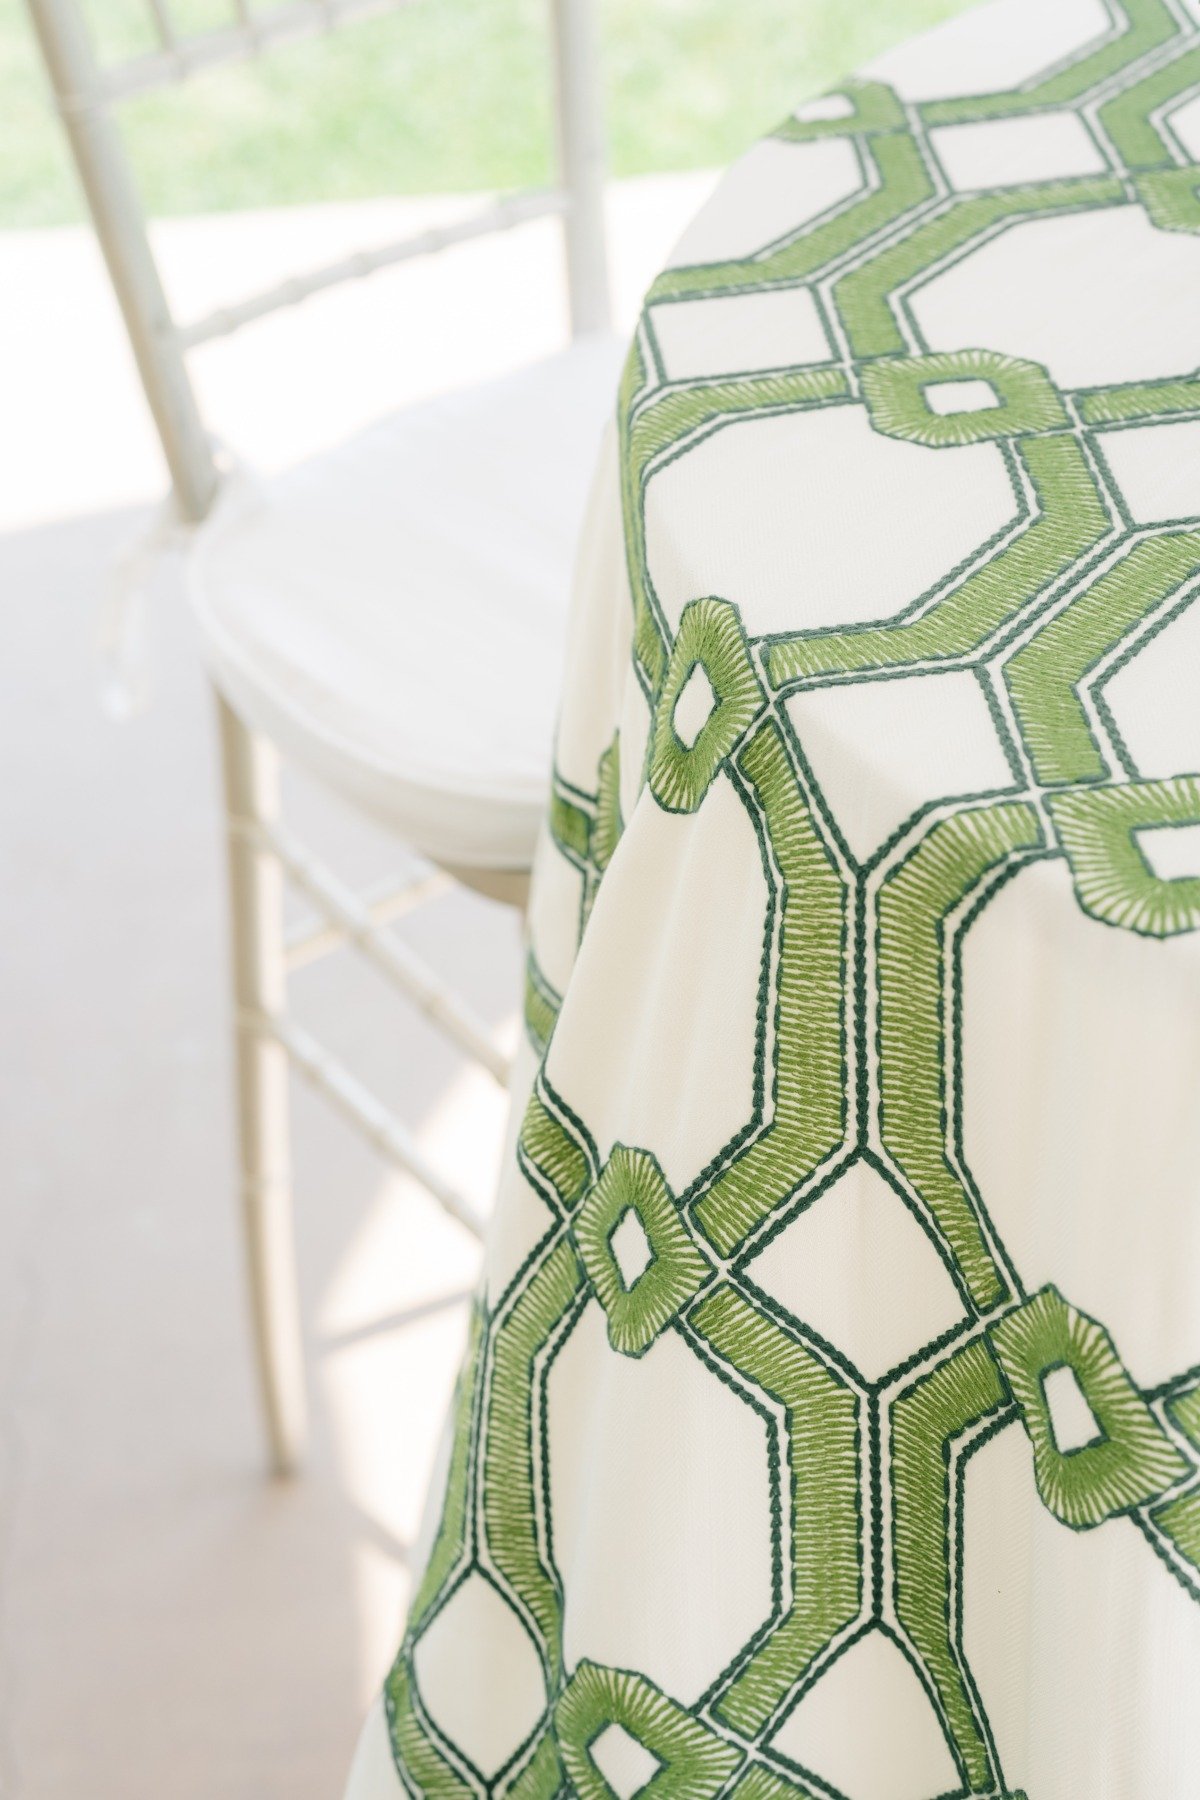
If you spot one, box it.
[1048,776,1200,935]
[766,432,1109,686]
[875,801,1043,1311]
[988,1287,1188,1530]
[692,719,848,1259]
[649,598,764,814]
[574,1147,709,1357]
[890,1335,1007,1790]
[692,1286,861,1738]
[383,4,1200,1794]
[859,349,1068,449]
[557,1662,744,1800]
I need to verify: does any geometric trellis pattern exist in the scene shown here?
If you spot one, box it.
[376,3,1200,1794]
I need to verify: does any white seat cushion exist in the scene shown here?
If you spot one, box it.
[188,334,625,869]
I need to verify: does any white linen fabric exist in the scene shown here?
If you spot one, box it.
[190,335,625,870]
[347,0,1200,1794]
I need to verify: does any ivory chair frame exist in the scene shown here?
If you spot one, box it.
[27,0,612,1475]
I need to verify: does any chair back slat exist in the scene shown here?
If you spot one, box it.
[178,188,569,349]
[550,0,609,337]
[25,0,612,521]
[28,0,218,518]
[98,0,415,95]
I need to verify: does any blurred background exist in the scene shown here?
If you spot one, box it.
[4,0,967,227]
[0,2,968,1796]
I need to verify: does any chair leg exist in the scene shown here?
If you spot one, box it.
[216,692,306,1476]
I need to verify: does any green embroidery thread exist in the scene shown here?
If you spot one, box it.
[989,1287,1189,1529]
[574,1147,711,1356]
[385,6,1200,1788]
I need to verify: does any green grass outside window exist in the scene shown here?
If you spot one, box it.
[2,0,971,227]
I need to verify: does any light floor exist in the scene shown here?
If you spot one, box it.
[0,173,712,1799]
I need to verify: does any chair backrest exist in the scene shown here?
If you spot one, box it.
[25,0,612,523]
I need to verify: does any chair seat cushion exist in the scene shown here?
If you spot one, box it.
[189,334,625,869]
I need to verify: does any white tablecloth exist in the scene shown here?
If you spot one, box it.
[348,0,1200,1792]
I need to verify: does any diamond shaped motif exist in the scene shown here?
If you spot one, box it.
[1138,820,1200,882]
[1047,776,1200,937]
[649,597,763,814]
[672,661,717,749]
[556,1661,742,1800]
[610,1206,654,1287]
[575,1147,710,1356]
[590,1722,663,1798]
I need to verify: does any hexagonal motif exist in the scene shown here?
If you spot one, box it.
[545,1300,775,1707]
[911,208,1200,388]
[742,1160,965,1384]
[410,1568,546,1780]
[769,1628,960,1799]
[644,403,1018,639]
[785,670,1014,862]
[929,109,1108,189]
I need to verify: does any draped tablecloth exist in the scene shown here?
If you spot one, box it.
[347,0,1200,1793]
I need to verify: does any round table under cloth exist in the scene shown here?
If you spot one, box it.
[346,0,1200,1794]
